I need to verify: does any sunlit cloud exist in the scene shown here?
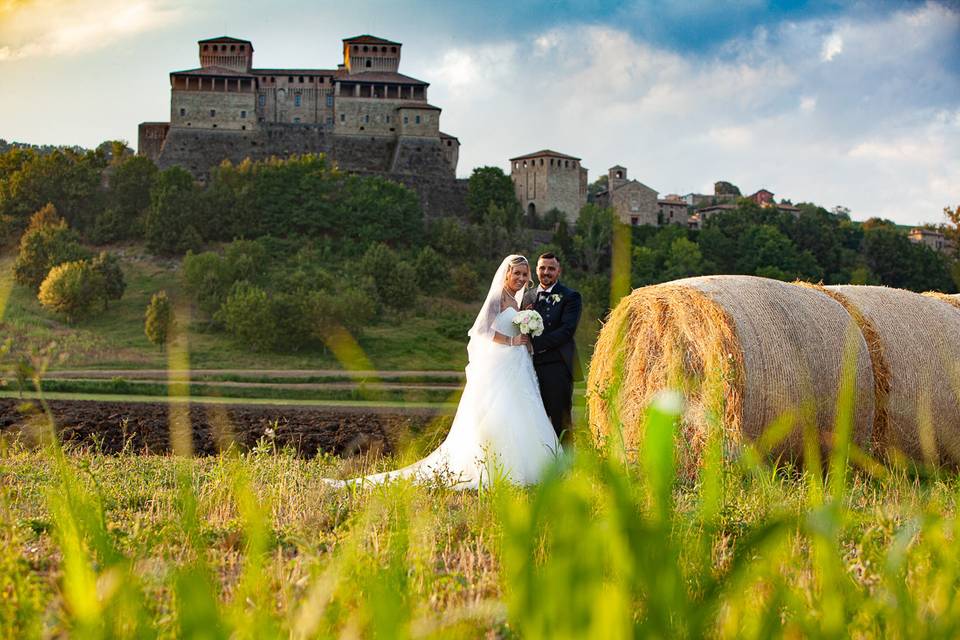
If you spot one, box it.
[0,0,183,61]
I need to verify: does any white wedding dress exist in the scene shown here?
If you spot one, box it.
[327,256,561,490]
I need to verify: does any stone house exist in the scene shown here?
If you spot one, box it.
[658,195,689,226]
[909,228,954,254]
[593,166,659,226]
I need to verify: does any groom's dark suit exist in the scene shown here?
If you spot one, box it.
[523,282,583,444]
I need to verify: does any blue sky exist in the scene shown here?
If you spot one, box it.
[0,0,957,225]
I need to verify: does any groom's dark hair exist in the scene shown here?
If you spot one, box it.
[539,252,559,264]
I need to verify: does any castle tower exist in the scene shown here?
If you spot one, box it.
[198,36,253,72]
[342,35,401,73]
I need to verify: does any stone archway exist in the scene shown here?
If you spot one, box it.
[527,202,536,218]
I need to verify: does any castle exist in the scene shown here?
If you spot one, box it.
[138,35,465,216]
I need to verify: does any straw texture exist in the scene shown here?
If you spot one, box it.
[587,275,875,469]
[828,285,960,464]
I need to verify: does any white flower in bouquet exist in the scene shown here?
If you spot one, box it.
[513,309,544,337]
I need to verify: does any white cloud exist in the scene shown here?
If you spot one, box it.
[0,0,183,61]
[419,2,959,225]
[820,32,843,61]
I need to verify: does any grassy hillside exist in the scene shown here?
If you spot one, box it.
[1,249,522,371]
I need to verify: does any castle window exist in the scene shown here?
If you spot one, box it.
[403,116,408,124]
[381,46,387,52]
[241,110,246,118]
[327,116,333,124]
[295,94,301,106]
[203,45,208,51]
[564,160,569,168]
[258,95,265,106]
[294,117,300,123]
[210,109,216,117]
[364,114,369,123]
[391,47,397,52]
[230,45,236,51]
[385,115,391,123]
[288,76,293,82]
[340,113,345,122]
[415,115,421,124]
[241,125,246,130]
[540,159,544,165]
[366,60,372,68]
[326,95,333,106]
[299,76,304,83]
[550,159,554,166]
[363,45,368,51]
[180,108,186,116]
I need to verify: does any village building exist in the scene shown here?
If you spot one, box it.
[658,194,689,226]
[509,150,588,223]
[909,228,954,254]
[593,166,660,226]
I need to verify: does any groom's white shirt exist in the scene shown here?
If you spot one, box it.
[536,283,556,294]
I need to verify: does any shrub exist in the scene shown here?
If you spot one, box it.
[414,246,447,290]
[359,243,419,309]
[37,260,106,322]
[90,251,125,307]
[215,282,278,351]
[14,206,89,291]
[450,264,479,300]
[144,291,174,347]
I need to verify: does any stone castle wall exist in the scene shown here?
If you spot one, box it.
[151,125,462,217]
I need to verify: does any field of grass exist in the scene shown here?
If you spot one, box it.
[5,394,960,637]
[0,250,509,372]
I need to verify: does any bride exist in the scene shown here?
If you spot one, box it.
[327,254,561,489]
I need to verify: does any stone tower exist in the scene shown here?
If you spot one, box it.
[342,35,401,73]
[510,150,588,223]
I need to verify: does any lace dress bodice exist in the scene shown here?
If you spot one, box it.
[493,307,520,338]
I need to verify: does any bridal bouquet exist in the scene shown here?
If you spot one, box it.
[513,309,544,337]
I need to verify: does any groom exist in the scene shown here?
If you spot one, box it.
[523,253,583,446]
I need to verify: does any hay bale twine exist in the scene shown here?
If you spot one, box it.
[827,285,960,464]
[587,275,874,470]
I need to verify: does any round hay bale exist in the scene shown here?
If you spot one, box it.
[795,282,891,454]
[827,285,960,464]
[587,275,874,471]
[922,291,960,312]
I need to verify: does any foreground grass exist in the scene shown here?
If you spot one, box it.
[4,397,960,638]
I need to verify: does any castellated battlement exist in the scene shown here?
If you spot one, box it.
[138,34,465,217]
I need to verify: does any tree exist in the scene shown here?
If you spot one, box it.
[662,237,704,280]
[573,204,616,273]
[145,166,198,254]
[37,260,106,322]
[862,226,954,292]
[13,205,89,290]
[467,166,520,225]
[0,147,106,234]
[93,155,158,242]
[216,282,277,351]
[587,175,608,200]
[714,181,741,196]
[90,251,125,307]
[144,291,174,347]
